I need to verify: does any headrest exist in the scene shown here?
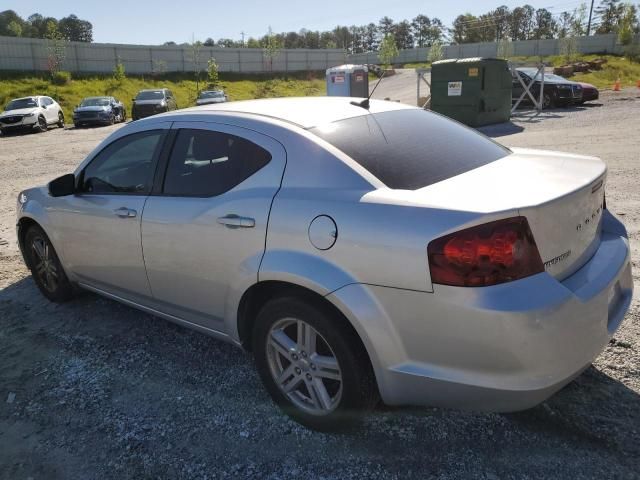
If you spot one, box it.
[191,132,229,161]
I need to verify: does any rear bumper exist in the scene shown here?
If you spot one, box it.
[328,210,632,411]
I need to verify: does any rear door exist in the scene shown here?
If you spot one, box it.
[141,122,286,331]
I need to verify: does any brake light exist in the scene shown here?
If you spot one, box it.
[427,216,544,287]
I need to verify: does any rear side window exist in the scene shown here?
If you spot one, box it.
[310,109,509,190]
[163,129,271,197]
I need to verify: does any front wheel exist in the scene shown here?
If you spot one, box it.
[57,111,65,128]
[543,92,555,109]
[36,115,47,132]
[253,296,378,431]
[24,225,75,302]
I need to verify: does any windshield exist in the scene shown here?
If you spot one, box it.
[6,98,38,110]
[199,91,224,99]
[80,97,111,107]
[311,109,510,190]
[519,70,567,82]
[136,91,165,100]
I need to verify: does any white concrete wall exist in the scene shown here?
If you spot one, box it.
[0,36,347,73]
[347,33,637,65]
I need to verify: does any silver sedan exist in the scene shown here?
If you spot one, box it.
[16,97,633,430]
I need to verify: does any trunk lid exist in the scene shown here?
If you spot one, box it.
[365,147,606,280]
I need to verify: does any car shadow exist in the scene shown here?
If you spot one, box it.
[477,122,525,137]
[1,274,639,476]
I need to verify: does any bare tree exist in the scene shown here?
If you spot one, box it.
[262,27,282,72]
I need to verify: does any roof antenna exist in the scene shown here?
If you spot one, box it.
[351,68,386,110]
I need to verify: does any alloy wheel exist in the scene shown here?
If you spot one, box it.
[266,317,342,415]
[31,236,58,292]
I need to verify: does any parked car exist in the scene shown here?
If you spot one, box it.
[131,88,177,120]
[579,82,599,104]
[0,96,64,135]
[16,97,632,431]
[196,90,228,106]
[73,96,126,128]
[512,68,583,108]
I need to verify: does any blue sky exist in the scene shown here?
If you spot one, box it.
[6,0,586,44]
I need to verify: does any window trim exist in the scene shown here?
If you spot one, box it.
[76,129,168,197]
[155,126,274,199]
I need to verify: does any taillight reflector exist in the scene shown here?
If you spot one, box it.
[427,216,544,287]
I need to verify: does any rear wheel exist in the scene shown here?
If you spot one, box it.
[24,225,75,302]
[253,296,378,431]
[57,111,64,128]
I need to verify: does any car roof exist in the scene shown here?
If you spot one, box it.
[177,96,415,129]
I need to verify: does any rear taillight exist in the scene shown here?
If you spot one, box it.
[427,216,544,287]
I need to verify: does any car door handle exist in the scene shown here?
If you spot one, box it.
[217,214,255,228]
[114,207,137,218]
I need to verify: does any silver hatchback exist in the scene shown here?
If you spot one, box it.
[17,97,632,430]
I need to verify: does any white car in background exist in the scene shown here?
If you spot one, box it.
[0,96,65,135]
[195,90,228,106]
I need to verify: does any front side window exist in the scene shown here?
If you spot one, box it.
[80,130,164,194]
[163,129,271,197]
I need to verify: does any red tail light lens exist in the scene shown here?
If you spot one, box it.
[427,216,544,287]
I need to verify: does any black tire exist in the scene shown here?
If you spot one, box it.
[121,109,127,122]
[109,113,115,125]
[36,115,47,132]
[74,122,81,128]
[57,112,65,128]
[253,295,378,431]
[24,225,75,302]
[543,92,555,109]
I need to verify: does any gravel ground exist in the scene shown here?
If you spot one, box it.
[1,90,639,479]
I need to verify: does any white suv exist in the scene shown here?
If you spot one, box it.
[0,96,65,135]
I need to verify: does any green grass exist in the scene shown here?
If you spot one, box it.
[402,54,640,90]
[0,71,327,122]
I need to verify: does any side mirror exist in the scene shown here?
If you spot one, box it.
[49,174,76,197]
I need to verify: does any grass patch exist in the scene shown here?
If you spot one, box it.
[403,54,640,90]
[0,71,327,121]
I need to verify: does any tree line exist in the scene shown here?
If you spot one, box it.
[1,1,638,51]
[451,0,638,43]
[0,10,93,42]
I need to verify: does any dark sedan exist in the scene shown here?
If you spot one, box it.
[579,82,599,103]
[513,68,582,109]
[73,97,126,128]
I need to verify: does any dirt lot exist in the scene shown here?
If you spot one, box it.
[1,90,639,479]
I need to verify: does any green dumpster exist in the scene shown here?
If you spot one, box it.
[430,58,512,127]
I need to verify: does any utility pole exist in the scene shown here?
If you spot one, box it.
[240,31,245,47]
[586,0,595,36]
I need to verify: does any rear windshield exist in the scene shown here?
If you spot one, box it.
[136,91,165,100]
[310,109,510,190]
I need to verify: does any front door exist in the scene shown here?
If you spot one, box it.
[53,127,168,300]
[141,122,286,331]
